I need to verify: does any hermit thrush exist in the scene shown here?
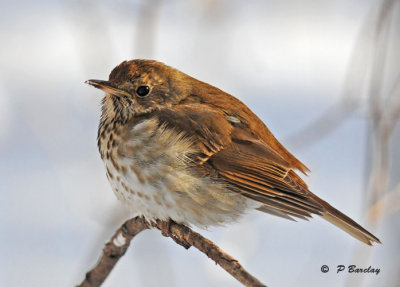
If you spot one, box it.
[86,59,380,245]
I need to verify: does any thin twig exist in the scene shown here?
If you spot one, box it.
[78,217,266,287]
[78,217,149,287]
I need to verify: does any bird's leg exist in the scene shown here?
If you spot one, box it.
[159,219,173,237]
[156,219,191,249]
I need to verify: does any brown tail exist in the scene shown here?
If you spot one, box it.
[312,196,381,245]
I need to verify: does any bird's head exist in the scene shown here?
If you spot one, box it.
[86,59,193,121]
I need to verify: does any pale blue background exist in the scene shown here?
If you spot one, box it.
[0,0,399,286]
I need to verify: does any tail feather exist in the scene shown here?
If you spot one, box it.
[313,196,381,245]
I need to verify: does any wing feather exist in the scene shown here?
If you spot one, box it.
[150,94,380,244]
[155,105,324,220]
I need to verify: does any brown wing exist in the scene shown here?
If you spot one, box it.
[156,104,324,220]
[210,127,324,219]
[156,104,380,245]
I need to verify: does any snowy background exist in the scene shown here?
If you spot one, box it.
[1,0,399,286]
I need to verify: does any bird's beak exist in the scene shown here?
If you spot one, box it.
[85,79,131,98]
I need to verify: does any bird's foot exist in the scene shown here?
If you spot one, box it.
[157,219,191,249]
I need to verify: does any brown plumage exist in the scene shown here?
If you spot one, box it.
[86,59,380,245]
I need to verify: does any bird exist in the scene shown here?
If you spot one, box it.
[86,59,380,245]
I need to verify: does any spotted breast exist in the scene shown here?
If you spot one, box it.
[98,114,257,227]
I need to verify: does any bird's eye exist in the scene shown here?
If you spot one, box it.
[136,85,150,97]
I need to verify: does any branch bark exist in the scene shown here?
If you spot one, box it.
[78,217,266,287]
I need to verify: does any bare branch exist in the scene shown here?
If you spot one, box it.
[78,217,267,287]
[78,217,149,287]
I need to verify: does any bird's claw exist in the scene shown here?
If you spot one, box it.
[158,219,191,249]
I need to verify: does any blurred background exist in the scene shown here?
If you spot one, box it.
[1,0,399,286]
